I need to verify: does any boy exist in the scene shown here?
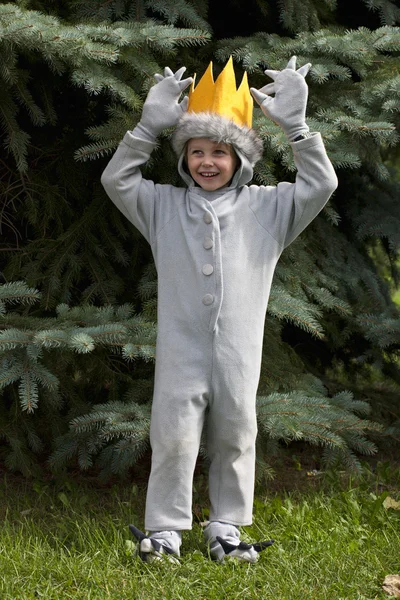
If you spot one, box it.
[101,57,338,563]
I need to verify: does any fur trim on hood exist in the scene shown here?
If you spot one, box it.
[172,112,263,166]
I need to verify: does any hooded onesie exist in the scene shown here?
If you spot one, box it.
[101,64,338,533]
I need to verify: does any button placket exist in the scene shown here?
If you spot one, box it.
[201,207,217,317]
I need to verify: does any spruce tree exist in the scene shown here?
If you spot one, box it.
[1,0,399,478]
[0,1,211,475]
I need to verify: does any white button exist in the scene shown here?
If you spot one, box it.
[202,264,214,276]
[203,237,213,249]
[202,294,214,305]
[203,212,212,224]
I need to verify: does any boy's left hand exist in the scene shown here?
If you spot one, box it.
[250,56,311,141]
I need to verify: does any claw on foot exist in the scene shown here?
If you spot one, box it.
[215,535,275,564]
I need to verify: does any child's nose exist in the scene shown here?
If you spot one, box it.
[201,156,213,166]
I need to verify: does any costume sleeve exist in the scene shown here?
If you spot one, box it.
[100,130,157,245]
[249,133,338,249]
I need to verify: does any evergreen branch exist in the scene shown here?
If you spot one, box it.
[18,369,38,413]
[122,343,156,361]
[0,281,41,306]
[0,329,32,351]
[74,141,118,162]
[33,330,70,348]
[362,2,400,26]
[145,0,212,31]
[0,359,23,388]
[268,285,324,338]
[0,5,120,65]
[48,434,81,471]
[335,117,397,138]
[24,422,44,453]
[0,90,30,172]
[69,333,95,353]
[71,66,142,108]
[11,70,46,127]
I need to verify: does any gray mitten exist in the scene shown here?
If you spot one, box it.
[138,66,193,139]
[250,56,311,141]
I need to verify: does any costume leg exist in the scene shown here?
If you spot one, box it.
[144,356,210,531]
[207,403,257,525]
[207,339,259,525]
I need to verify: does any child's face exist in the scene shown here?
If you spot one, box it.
[186,138,238,191]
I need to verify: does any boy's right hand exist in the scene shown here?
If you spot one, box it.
[140,67,193,137]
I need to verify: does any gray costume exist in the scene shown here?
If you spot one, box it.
[101,126,337,531]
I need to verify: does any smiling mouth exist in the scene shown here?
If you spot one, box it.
[199,172,219,178]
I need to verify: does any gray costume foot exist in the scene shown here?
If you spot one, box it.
[215,536,274,564]
[204,521,274,564]
[129,525,180,564]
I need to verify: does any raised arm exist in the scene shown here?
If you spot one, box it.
[250,57,338,248]
[101,67,192,243]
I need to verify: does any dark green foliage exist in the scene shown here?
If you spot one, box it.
[257,386,381,474]
[0,1,210,308]
[0,281,157,476]
[1,0,400,478]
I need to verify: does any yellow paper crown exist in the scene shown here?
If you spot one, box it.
[188,57,253,128]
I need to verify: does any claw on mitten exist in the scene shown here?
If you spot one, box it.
[264,56,311,81]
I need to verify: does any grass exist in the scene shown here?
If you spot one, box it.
[1,463,400,600]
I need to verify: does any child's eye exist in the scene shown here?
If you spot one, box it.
[214,150,226,155]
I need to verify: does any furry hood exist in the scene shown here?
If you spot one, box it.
[171,112,263,167]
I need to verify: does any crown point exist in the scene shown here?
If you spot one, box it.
[187,57,254,128]
[238,70,248,88]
